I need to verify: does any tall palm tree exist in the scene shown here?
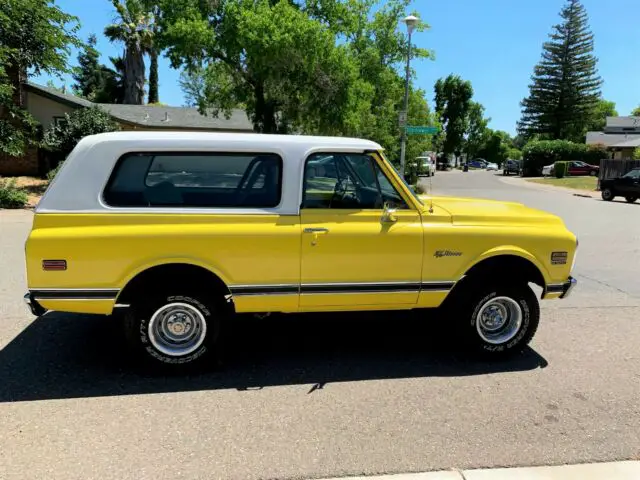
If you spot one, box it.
[104,0,153,104]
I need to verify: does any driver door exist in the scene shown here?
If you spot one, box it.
[299,153,423,309]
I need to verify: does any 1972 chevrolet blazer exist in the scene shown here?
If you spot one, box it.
[24,132,577,368]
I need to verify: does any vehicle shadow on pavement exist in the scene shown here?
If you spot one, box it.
[0,311,548,402]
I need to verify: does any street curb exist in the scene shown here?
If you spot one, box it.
[317,461,640,480]
[498,175,600,198]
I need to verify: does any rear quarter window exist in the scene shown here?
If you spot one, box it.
[103,152,283,208]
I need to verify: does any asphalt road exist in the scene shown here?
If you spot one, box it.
[1,172,639,480]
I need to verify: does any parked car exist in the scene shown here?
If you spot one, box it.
[486,163,498,171]
[468,159,488,169]
[542,161,599,177]
[24,131,578,369]
[568,161,599,176]
[416,155,436,176]
[503,159,521,176]
[600,167,640,203]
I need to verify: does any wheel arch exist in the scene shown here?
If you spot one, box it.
[454,248,549,291]
[116,261,233,310]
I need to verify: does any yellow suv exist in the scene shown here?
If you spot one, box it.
[24,132,577,368]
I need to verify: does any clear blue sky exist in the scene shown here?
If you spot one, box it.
[35,0,640,134]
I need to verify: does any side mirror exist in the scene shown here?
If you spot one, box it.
[381,202,397,223]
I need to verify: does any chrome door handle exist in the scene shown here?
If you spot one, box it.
[303,227,329,233]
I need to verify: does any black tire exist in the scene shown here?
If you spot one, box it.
[589,170,597,176]
[503,170,507,176]
[453,283,540,358]
[625,196,638,203]
[601,188,614,201]
[124,292,224,369]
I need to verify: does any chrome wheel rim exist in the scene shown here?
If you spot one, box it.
[148,302,207,357]
[476,296,523,345]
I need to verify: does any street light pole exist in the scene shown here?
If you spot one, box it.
[400,15,419,180]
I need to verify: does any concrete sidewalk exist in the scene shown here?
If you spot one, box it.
[319,461,640,480]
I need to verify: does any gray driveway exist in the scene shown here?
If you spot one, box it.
[1,173,639,480]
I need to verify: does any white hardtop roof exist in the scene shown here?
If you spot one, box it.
[38,131,384,215]
[80,131,383,151]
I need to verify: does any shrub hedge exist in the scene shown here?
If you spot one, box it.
[521,140,608,176]
[0,178,28,209]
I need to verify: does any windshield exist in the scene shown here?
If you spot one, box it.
[375,151,423,205]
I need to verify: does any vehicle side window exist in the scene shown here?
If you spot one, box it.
[302,153,407,209]
[623,169,640,180]
[103,152,282,208]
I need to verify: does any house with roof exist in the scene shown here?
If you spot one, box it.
[586,116,640,159]
[0,82,254,176]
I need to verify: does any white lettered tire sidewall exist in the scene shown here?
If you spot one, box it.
[462,285,539,356]
[129,294,220,367]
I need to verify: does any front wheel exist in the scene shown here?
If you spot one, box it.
[625,196,638,203]
[601,188,614,201]
[124,292,224,369]
[455,283,540,358]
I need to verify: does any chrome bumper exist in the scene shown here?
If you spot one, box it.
[560,276,577,299]
[23,293,47,316]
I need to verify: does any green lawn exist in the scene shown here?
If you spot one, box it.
[527,176,598,191]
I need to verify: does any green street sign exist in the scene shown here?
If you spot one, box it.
[405,125,439,135]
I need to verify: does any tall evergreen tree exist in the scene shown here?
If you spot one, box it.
[72,35,102,99]
[72,35,124,103]
[518,0,601,141]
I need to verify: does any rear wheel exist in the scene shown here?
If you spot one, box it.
[451,283,540,358]
[601,188,615,201]
[625,196,638,203]
[589,170,597,176]
[124,291,224,369]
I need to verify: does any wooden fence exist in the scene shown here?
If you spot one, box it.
[598,159,640,190]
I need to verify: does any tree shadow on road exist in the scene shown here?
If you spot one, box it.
[0,311,548,403]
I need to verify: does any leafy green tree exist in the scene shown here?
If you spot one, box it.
[477,130,511,165]
[586,99,617,132]
[161,0,433,149]
[508,148,523,160]
[105,0,154,104]
[518,0,601,141]
[464,101,489,160]
[161,0,361,133]
[632,106,640,116]
[0,0,80,155]
[330,0,432,164]
[43,106,119,155]
[434,74,473,164]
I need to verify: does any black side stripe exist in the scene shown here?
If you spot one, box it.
[31,290,119,300]
[301,283,422,294]
[230,285,299,296]
[230,282,455,296]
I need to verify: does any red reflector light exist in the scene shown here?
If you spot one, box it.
[42,260,67,271]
